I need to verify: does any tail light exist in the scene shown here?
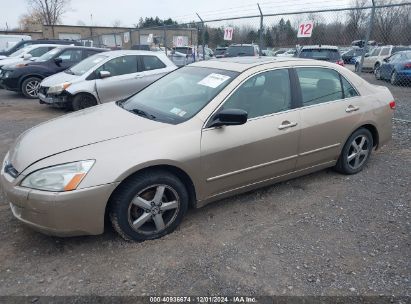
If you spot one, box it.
[404,63,411,69]
[336,60,344,66]
[389,100,396,110]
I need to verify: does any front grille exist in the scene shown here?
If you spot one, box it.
[4,163,18,178]
[39,86,49,95]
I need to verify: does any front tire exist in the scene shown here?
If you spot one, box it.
[390,71,399,85]
[374,66,382,80]
[335,128,373,175]
[71,93,97,111]
[109,170,189,241]
[21,77,41,98]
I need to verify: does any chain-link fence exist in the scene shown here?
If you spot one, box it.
[81,1,411,86]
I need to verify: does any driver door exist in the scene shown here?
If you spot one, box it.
[200,68,300,199]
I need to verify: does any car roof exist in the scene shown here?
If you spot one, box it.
[301,45,339,50]
[191,56,322,72]
[53,45,108,51]
[98,50,166,57]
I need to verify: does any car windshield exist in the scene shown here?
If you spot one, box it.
[9,46,33,57]
[67,54,108,76]
[36,48,61,62]
[174,47,192,55]
[299,49,340,61]
[119,66,239,124]
[225,46,254,57]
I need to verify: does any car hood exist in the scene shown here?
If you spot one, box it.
[9,102,167,173]
[0,57,24,67]
[41,71,81,87]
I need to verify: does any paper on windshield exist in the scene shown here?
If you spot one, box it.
[198,73,230,88]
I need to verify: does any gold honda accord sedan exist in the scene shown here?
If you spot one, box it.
[1,57,395,241]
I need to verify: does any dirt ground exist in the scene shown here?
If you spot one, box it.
[0,69,409,297]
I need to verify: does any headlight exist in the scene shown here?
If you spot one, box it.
[21,160,95,192]
[2,71,11,78]
[47,82,71,94]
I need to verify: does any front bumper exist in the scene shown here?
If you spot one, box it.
[0,76,20,91]
[1,170,119,237]
[38,92,69,107]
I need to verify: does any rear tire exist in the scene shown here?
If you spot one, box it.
[109,170,189,241]
[71,93,97,111]
[21,77,41,99]
[335,128,373,175]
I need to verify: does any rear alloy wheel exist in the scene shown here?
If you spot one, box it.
[335,128,373,175]
[71,93,97,111]
[390,71,399,86]
[21,77,41,99]
[109,170,189,241]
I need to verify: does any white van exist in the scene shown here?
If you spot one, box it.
[0,35,31,55]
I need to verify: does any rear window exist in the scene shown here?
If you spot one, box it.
[174,47,192,55]
[404,52,411,60]
[393,47,411,54]
[214,49,226,55]
[299,49,341,61]
[225,46,255,57]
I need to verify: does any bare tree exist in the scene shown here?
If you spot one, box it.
[346,0,368,41]
[112,19,122,27]
[19,11,43,30]
[26,0,70,36]
[374,0,403,44]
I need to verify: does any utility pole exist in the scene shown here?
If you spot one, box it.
[196,13,206,61]
[358,0,375,73]
[257,3,263,56]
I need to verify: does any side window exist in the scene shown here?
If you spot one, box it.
[56,49,83,62]
[141,56,166,71]
[96,55,138,77]
[223,69,292,119]
[84,50,99,58]
[296,67,343,106]
[341,77,359,98]
[371,48,381,56]
[380,47,390,56]
[28,47,50,57]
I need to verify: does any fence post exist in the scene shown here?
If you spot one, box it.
[163,24,167,55]
[257,3,263,56]
[197,13,206,61]
[358,0,376,73]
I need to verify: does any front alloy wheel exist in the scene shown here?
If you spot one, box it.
[109,170,189,241]
[22,77,41,98]
[127,185,180,235]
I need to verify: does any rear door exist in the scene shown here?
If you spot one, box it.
[95,55,140,103]
[295,67,366,169]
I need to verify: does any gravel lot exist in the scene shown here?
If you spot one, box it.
[0,69,409,298]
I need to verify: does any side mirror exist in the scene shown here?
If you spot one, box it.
[383,58,388,62]
[99,70,111,79]
[23,54,32,60]
[54,57,63,65]
[364,53,369,57]
[209,109,248,128]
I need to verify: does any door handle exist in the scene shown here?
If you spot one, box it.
[135,73,144,78]
[278,121,298,130]
[346,105,360,113]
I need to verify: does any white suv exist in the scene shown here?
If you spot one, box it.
[358,45,411,72]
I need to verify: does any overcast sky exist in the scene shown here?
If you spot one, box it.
[3,0,359,29]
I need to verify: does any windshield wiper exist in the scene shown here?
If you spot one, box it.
[65,69,74,75]
[131,108,156,120]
